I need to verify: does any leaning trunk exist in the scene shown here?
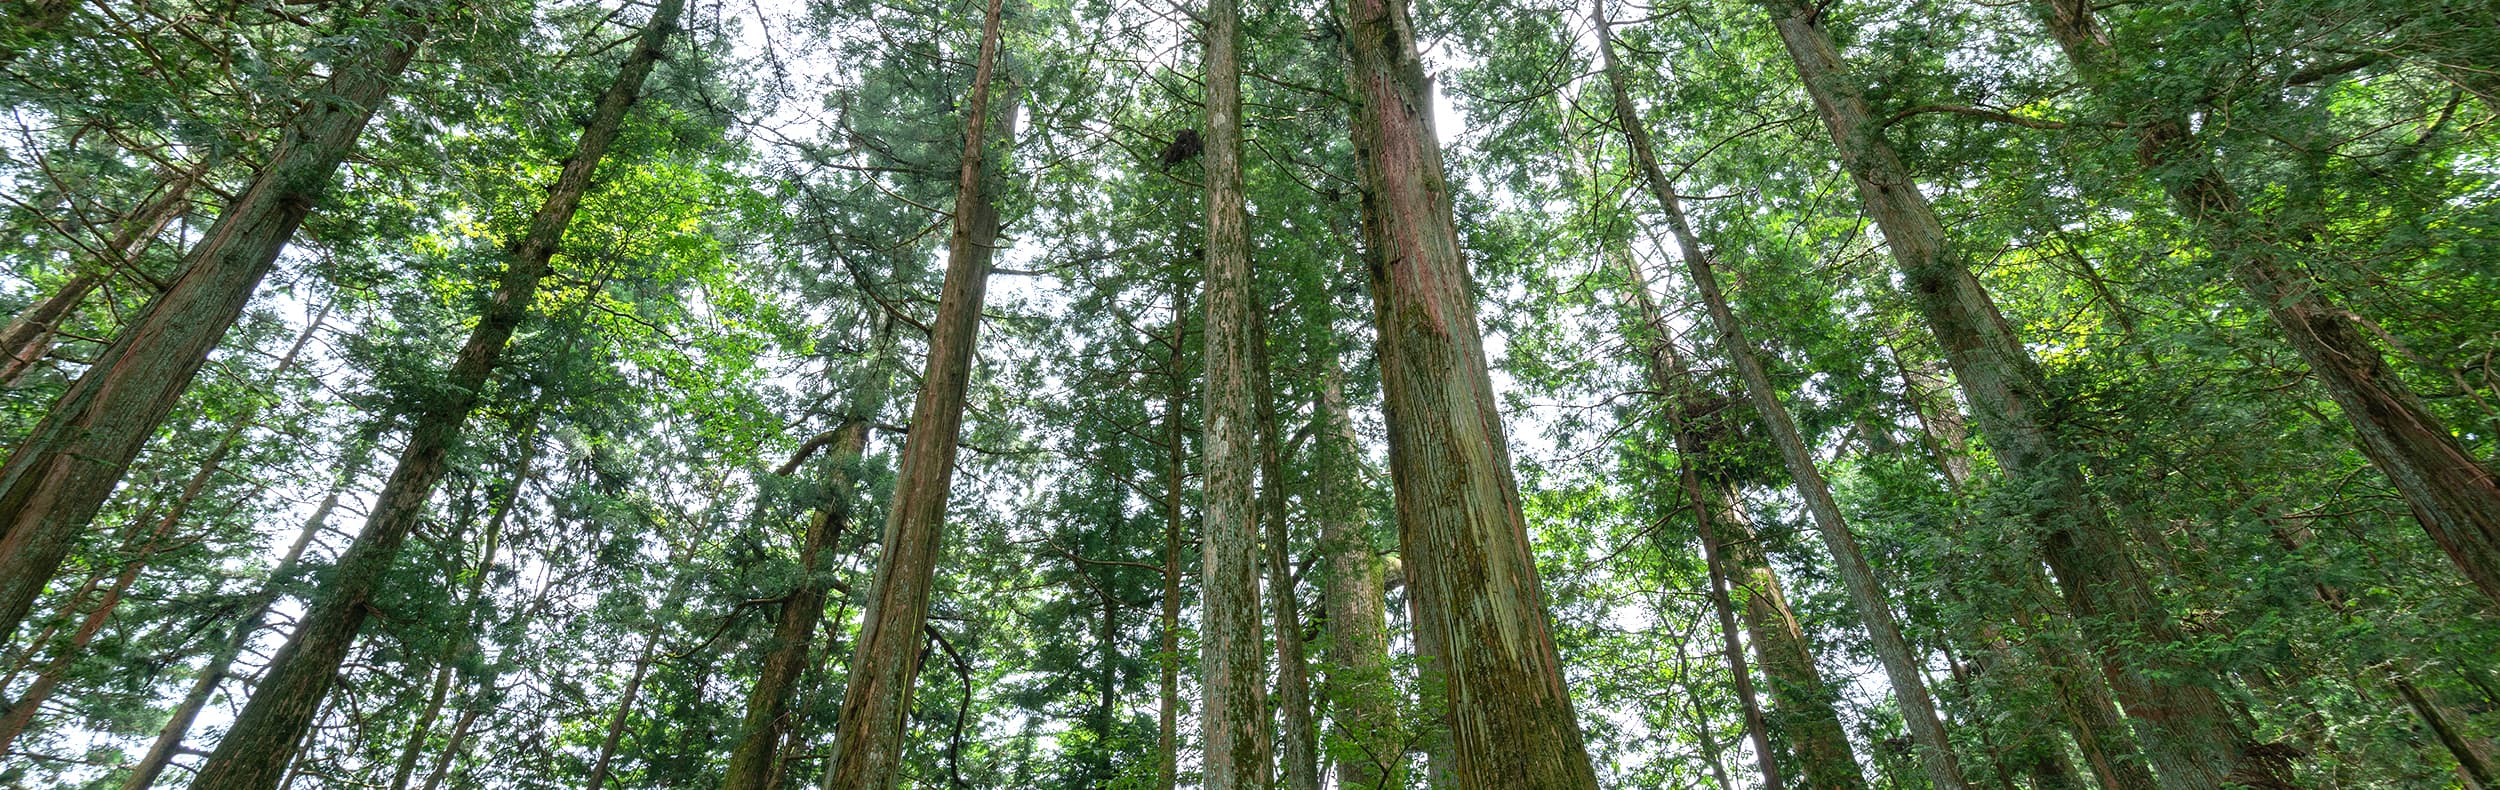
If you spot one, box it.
[823,2,1014,781]
[2036,0,2500,610]
[724,420,872,790]
[1763,0,2269,784]
[0,5,428,648]
[120,425,380,790]
[187,5,681,786]
[1594,4,1964,785]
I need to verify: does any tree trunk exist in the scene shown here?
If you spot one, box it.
[726,419,872,790]
[1603,241,1812,790]
[1195,0,1271,783]
[1593,5,1965,786]
[1763,0,2272,784]
[187,4,680,785]
[1895,356,2157,790]
[1339,0,1598,784]
[0,4,428,649]
[121,425,380,790]
[1158,281,1189,790]
[0,151,215,387]
[823,3,1014,781]
[586,605,667,790]
[0,299,325,752]
[1313,350,1402,790]
[1252,307,1319,790]
[2036,0,2500,610]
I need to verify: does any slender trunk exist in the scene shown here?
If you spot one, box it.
[1338,0,1598,783]
[2038,0,2500,609]
[822,3,1014,781]
[726,419,872,790]
[0,4,429,648]
[1594,5,1964,786]
[1195,0,1270,782]
[189,5,681,785]
[1312,351,1401,790]
[1603,244,1806,790]
[416,701,483,790]
[1158,282,1189,790]
[1252,308,1319,790]
[1763,0,2270,784]
[1680,656,1737,790]
[0,152,215,387]
[121,426,381,790]
[2396,672,2500,788]
[586,610,666,790]
[1897,356,2156,790]
[0,301,325,752]
[1691,505,1786,790]
[393,427,536,790]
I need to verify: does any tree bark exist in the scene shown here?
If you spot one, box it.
[823,1,1013,781]
[1196,0,1271,783]
[1593,5,1965,786]
[725,420,872,790]
[186,4,681,785]
[1762,0,2272,784]
[1339,0,1598,784]
[0,4,429,649]
[2035,0,2500,610]
[1312,350,1402,790]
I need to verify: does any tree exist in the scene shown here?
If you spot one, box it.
[1338,0,1600,784]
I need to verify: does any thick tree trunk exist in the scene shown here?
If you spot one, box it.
[120,426,379,790]
[1339,0,1597,784]
[1312,351,1402,790]
[1763,0,2271,784]
[1592,6,1964,786]
[1251,308,1320,790]
[0,6,428,649]
[823,4,1013,781]
[187,5,680,786]
[2036,0,2500,609]
[725,419,872,790]
[1195,0,1270,783]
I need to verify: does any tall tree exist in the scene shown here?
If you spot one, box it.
[1757,0,2276,784]
[2031,0,2500,608]
[1591,3,1967,786]
[0,3,434,649]
[1338,0,1599,783]
[184,2,684,784]
[1196,0,1271,784]
[822,0,1015,782]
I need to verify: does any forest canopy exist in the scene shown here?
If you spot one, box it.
[0,0,2496,787]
